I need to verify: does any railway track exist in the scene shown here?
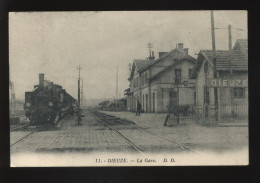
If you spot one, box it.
[93,110,206,156]
[10,123,31,131]
[95,115,145,155]
[10,124,52,148]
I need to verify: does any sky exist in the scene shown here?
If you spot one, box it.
[9,11,247,100]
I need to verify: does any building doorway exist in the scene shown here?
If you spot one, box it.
[146,94,148,113]
[204,86,210,118]
[169,92,178,113]
[143,95,144,111]
[153,93,155,112]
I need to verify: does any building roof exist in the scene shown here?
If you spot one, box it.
[149,59,196,81]
[139,48,196,73]
[201,49,248,70]
[191,41,248,79]
[128,47,197,81]
[134,59,151,71]
[128,59,151,80]
[234,39,248,50]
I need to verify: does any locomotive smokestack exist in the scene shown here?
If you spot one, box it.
[39,73,44,87]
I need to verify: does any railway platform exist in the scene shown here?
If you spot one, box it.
[97,110,248,153]
[10,109,248,166]
[98,110,248,127]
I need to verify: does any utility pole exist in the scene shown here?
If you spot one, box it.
[228,24,234,117]
[228,24,233,75]
[116,67,118,110]
[77,65,82,107]
[211,11,219,122]
[81,78,84,108]
[77,65,82,125]
[228,25,232,51]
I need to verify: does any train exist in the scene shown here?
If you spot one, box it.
[24,73,78,125]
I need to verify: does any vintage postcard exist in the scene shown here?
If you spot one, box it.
[9,11,248,166]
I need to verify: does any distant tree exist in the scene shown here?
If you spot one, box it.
[118,98,127,106]
[98,100,110,108]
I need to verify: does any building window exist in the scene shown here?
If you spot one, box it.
[145,73,148,83]
[145,94,148,112]
[143,95,144,108]
[153,93,155,112]
[233,87,245,98]
[134,77,139,88]
[189,69,193,78]
[205,87,210,104]
[175,69,181,83]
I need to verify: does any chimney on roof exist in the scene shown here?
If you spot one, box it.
[183,48,189,55]
[148,51,155,61]
[159,52,167,57]
[228,25,232,51]
[177,43,184,50]
[39,73,44,87]
[147,42,155,61]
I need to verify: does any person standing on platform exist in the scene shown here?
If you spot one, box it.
[136,100,141,116]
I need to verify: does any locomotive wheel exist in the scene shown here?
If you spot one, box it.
[48,114,53,123]
[31,113,40,124]
[28,116,33,122]
[49,113,57,123]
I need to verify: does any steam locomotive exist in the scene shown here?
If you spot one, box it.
[24,73,78,125]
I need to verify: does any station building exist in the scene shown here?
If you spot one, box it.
[125,43,197,113]
[191,39,248,120]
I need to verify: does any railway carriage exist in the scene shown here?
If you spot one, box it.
[24,74,77,125]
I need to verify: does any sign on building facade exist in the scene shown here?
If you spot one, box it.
[206,78,248,88]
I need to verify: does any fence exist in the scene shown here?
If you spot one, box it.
[164,104,197,125]
[218,101,248,121]
[164,101,248,126]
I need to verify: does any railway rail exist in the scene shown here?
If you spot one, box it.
[95,114,145,155]
[10,123,31,131]
[93,110,206,156]
[10,124,52,148]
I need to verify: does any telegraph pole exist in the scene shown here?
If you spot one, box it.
[81,78,84,108]
[77,65,82,125]
[228,24,235,117]
[77,65,82,107]
[211,11,219,122]
[116,67,118,110]
[228,25,232,51]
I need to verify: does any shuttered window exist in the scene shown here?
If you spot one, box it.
[233,87,245,98]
